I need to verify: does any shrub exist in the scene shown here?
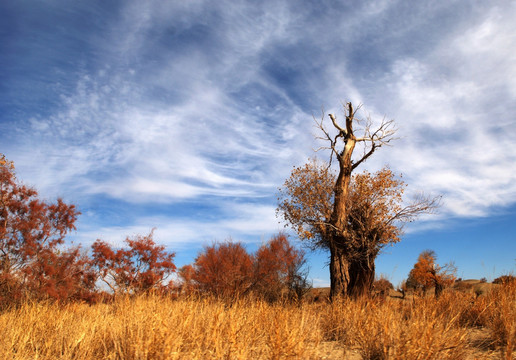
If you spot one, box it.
[91,231,176,295]
[190,241,254,299]
[187,235,310,302]
[0,154,93,305]
[493,275,516,285]
[373,276,394,297]
[406,250,456,297]
[253,233,310,302]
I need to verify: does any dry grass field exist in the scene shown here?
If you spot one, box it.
[0,281,514,360]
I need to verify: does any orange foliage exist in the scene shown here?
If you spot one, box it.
[407,250,456,296]
[91,231,176,295]
[190,241,254,299]
[277,159,335,245]
[278,160,411,255]
[186,235,309,301]
[0,154,91,303]
[254,233,308,301]
[346,168,406,256]
[177,264,195,293]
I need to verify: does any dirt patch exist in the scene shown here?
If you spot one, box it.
[314,341,360,360]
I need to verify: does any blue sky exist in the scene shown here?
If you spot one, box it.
[2,0,515,287]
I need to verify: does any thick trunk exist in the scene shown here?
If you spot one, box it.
[331,166,351,230]
[347,257,375,298]
[328,132,355,300]
[331,139,355,229]
[329,247,375,299]
[329,244,350,300]
[434,282,443,298]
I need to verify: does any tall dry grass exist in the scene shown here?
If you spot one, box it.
[478,281,516,360]
[0,295,322,360]
[318,295,471,359]
[0,283,514,359]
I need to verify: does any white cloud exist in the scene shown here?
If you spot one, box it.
[347,3,516,220]
[6,0,516,247]
[72,202,282,251]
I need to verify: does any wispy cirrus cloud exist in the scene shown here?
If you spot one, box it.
[2,0,516,254]
[73,202,282,249]
[313,2,516,220]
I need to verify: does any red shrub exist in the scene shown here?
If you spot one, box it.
[191,241,253,299]
[0,154,91,304]
[91,231,176,295]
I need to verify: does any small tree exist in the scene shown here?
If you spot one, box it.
[190,241,254,299]
[493,275,516,285]
[0,154,91,303]
[185,235,309,301]
[25,246,96,302]
[91,231,176,295]
[406,250,456,297]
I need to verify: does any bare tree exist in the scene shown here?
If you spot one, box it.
[278,103,439,299]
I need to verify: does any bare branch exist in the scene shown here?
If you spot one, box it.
[313,114,339,167]
[350,115,398,169]
[351,143,378,170]
[388,194,442,225]
[355,117,397,143]
[313,221,340,233]
[345,101,362,118]
[345,102,354,136]
[328,113,347,135]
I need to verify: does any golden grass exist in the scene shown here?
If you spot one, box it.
[0,296,322,360]
[318,295,471,359]
[479,281,516,359]
[0,282,514,360]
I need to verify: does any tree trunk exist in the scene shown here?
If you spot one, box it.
[330,136,356,230]
[329,244,350,300]
[434,282,443,298]
[430,268,443,298]
[328,103,356,300]
[347,257,375,298]
[329,247,375,299]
